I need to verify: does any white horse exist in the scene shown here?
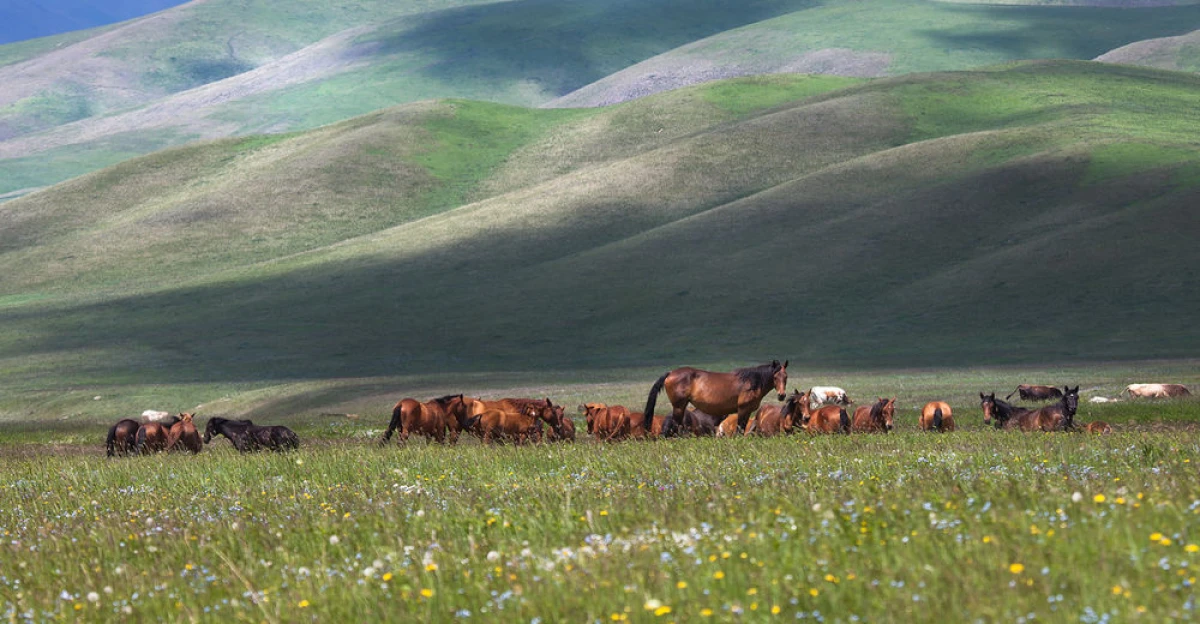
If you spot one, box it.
[1123,384,1190,398]
[807,386,852,409]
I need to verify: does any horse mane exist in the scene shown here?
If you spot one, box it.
[736,361,780,392]
[992,397,1024,420]
[869,398,886,422]
[781,392,802,417]
[432,394,463,405]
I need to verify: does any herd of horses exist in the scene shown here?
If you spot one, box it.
[104,361,1188,454]
[106,413,298,456]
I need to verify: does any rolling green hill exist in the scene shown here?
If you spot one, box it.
[4,0,1200,197]
[0,61,1197,418]
[1097,28,1200,72]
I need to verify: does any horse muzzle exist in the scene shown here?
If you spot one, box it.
[778,392,787,401]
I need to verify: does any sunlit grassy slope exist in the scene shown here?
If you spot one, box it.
[0,62,1196,412]
[4,0,1200,195]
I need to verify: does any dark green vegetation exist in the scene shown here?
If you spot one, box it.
[4,0,1200,194]
[0,62,1197,419]
[2,429,1198,621]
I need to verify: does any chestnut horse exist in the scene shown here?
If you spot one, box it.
[478,400,562,444]
[919,401,954,432]
[796,391,850,434]
[468,397,567,439]
[628,411,663,439]
[135,422,170,454]
[646,360,788,437]
[852,397,895,433]
[745,397,802,436]
[581,403,632,441]
[546,412,576,442]
[716,414,740,437]
[381,394,474,445]
[166,413,203,453]
[1084,421,1113,434]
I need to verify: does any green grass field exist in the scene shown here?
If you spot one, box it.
[2,417,1198,621]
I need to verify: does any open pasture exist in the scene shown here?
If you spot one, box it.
[2,364,1198,622]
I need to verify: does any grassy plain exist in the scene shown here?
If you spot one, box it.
[1,413,1198,622]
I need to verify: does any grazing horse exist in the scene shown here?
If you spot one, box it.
[381,394,473,445]
[807,386,853,408]
[581,403,632,441]
[204,417,299,452]
[1084,421,1113,434]
[646,360,788,437]
[628,411,663,439]
[478,400,562,444]
[1124,383,1191,398]
[106,419,142,457]
[166,413,203,453]
[1006,385,1063,402]
[919,401,954,432]
[796,391,850,434]
[745,398,802,436]
[135,422,170,454]
[852,397,895,433]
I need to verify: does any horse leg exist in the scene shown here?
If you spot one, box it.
[663,402,687,437]
[736,405,753,433]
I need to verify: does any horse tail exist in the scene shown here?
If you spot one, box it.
[1005,387,1019,401]
[932,407,944,432]
[644,372,669,418]
[105,424,118,457]
[381,402,403,445]
[839,408,850,434]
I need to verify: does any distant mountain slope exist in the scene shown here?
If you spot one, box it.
[0,0,190,45]
[4,0,1200,197]
[0,62,1196,388]
[1096,28,1200,71]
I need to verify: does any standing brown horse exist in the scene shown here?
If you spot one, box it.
[381,394,474,445]
[106,419,141,457]
[166,413,203,453]
[478,400,562,444]
[919,401,954,432]
[581,403,632,441]
[467,397,567,439]
[646,360,788,437]
[796,391,850,434]
[852,397,895,433]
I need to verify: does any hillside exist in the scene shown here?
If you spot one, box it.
[0,62,1197,413]
[1096,28,1200,71]
[4,0,1200,197]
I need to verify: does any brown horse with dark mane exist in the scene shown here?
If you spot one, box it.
[477,399,562,444]
[107,419,141,457]
[135,422,170,454]
[920,401,954,432]
[646,360,788,437]
[1006,384,1063,402]
[981,387,1077,431]
[796,390,850,434]
[166,413,203,453]
[381,394,475,445]
[745,396,803,436]
[851,397,895,433]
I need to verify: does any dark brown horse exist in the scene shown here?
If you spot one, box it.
[1006,384,1063,402]
[545,411,576,442]
[106,419,141,457]
[796,391,850,434]
[980,393,1030,429]
[381,394,474,445]
[920,401,954,432]
[851,397,895,433]
[981,388,1077,432]
[677,409,720,436]
[646,360,788,437]
[581,402,632,441]
[166,413,203,453]
[136,422,170,454]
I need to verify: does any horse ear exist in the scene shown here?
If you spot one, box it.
[783,360,788,368]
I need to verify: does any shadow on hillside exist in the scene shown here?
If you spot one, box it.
[373,0,816,97]
[916,3,1200,61]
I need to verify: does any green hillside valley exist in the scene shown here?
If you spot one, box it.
[4,0,1200,197]
[0,60,1198,418]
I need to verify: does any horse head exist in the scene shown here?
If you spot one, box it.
[581,402,605,434]
[1063,386,1080,418]
[773,360,789,401]
[882,398,896,432]
[202,417,224,444]
[980,393,996,426]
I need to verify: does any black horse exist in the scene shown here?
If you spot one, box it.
[203,417,299,452]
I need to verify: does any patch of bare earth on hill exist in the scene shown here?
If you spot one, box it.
[1095,29,1200,70]
[545,48,890,108]
[0,26,383,158]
